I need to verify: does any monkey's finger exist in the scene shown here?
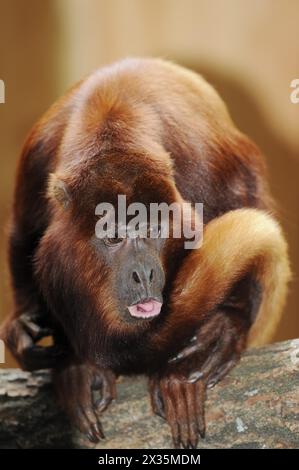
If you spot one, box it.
[169,343,203,364]
[91,374,102,390]
[82,404,105,440]
[1,317,31,357]
[107,371,117,400]
[161,381,180,448]
[171,381,190,449]
[185,383,199,449]
[198,338,229,381]
[207,356,238,389]
[91,421,105,441]
[201,349,231,383]
[169,316,223,365]
[95,393,113,413]
[16,326,34,350]
[74,407,90,434]
[95,372,116,413]
[195,380,206,438]
[73,406,100,443]
[19,314,53,341]
[149,378,165,419]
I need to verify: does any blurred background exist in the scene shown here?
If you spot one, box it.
[0,0,298,367]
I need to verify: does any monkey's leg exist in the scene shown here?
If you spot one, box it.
[0,228,65,370]
[150,208,290,448]
[53,362,116,443]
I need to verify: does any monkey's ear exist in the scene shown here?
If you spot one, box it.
[47,173,71,208]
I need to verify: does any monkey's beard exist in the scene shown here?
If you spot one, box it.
[127,299,162,319]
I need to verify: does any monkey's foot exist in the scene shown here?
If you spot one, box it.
[53,364,116,443]
[149,374,206,449]
[0,311,65,371]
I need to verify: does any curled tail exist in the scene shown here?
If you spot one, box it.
[171,208,291,347]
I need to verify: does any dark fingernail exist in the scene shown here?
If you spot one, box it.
[173,439,180,449]
[98,423,105,439]
[181,441,189,449]
[168,353,182,363]
[87,431,99,443]
[92,423,99,437]
[188,371,203,383]
[91,422,104,440]
[207,381,216,389]
[189,438,198,449]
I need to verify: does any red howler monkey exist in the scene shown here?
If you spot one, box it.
[0,58,290,448]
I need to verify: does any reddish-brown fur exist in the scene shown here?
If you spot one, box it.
[0,58,290,448]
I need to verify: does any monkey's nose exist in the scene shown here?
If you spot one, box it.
[132,267,154,285]
[132,270,142,284]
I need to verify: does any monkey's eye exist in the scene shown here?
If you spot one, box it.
[104,237,124,247]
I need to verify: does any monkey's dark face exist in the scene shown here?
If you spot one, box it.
[99,234,166,323]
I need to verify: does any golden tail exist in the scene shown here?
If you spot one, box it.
[171,208,291,347]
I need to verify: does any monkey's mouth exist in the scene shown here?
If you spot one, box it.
[127,299,162,319]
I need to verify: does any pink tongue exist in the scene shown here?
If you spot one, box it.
[127,300,162,319]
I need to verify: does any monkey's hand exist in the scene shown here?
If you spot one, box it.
[0,311,65,371]
[170,309,247,388]
[53,363,116,443]
[149,310,247,448]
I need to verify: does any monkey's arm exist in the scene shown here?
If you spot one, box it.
[0,226,67,370]
[150,208,290,448]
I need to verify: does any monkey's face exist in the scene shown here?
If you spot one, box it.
[99,233,166,323]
